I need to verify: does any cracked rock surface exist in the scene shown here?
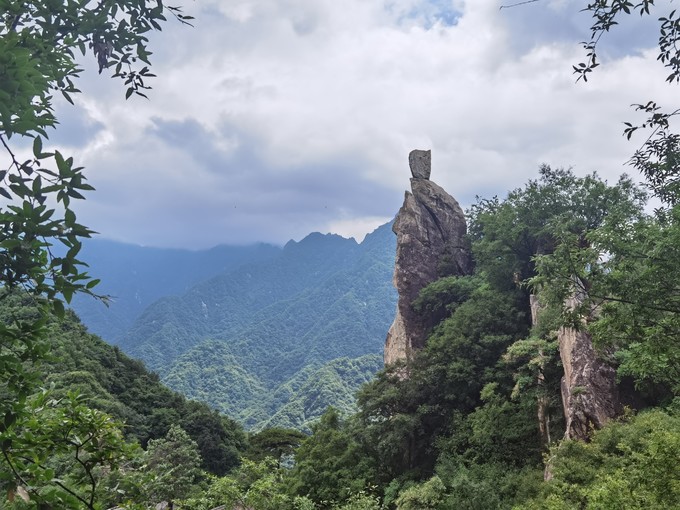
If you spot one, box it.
[384,150,472,365]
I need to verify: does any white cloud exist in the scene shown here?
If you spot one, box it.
[326,215,395,243]
[51,0,678,248]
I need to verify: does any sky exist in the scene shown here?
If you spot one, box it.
[44,0,678,248]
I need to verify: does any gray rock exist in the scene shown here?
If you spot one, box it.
[557,290,622,441]
[409,149,431,179]
[385,152,472,365]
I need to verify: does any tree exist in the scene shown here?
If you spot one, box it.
[145,424,202,509]
[0,0,190,506]
[248,427,307,468]
[288,408,376,507]
[533,198,680,398]
[467,166,646,293]
[571,1,680,204]
[1,390,141,509]
[0,0,191,312]
[393,476,446,510]
[183,457,311,510]
[178,401,245,476]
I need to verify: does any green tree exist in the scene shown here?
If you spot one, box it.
[337,491,381,510]
[178,401,245,476]
[567,1,680,203]
[356,285,533,482]
[467,166,646,293]
[533,202,680,398]
[145,424,202,509]
[183,457,307,510]
[394,476,446,510]
[0,0,190,505]
[248,427,307,468]
[288,407,376,507]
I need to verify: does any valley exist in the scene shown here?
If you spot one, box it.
[70,223,397,430]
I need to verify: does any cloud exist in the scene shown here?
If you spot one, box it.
[51,0,677,248]
[74,116,403,247]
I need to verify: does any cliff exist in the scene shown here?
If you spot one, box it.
[384,150,472,364]
[557,291,622,441]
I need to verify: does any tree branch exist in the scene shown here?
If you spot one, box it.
[499,0,540,9]
[587,292,680,315]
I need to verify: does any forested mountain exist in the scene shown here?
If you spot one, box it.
[117,223,397,429]
[69,240,280,343]
[0,293,246,477]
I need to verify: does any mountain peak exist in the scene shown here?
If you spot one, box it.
[284,231,358,251]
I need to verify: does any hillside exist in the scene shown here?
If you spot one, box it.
[69,240,280,343]
[257,354,383,431]
[0,293,246,476]
[118,222,397,429]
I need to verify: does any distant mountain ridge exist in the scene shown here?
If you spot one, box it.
[71,222,397,430]
[119,223,397,429]
[71,240,281,343]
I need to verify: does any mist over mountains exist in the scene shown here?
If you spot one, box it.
[71,240,281,343]
[70,222,397,430]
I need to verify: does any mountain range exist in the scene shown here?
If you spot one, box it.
[71,222,397,430]
[71,240,280,343]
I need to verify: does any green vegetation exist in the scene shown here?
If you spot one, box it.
[159,166,675,510]
[0,292,249,508]
[520,409,680,510]
[4,1,680,507]
[45,164,667,510]
[145,425,202,509]
[258,355,383,431]
[4,165,680,509]
[1,293,246,474]
[120,224,396,430]
[0,0,193,505]
[70,240,280,343]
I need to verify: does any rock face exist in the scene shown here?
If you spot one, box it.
[384,150,472,365]
[529,295,552,450]
[409,150,431,179]
[558,291,622,441]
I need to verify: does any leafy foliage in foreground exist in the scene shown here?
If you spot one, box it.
[0,0,192,505]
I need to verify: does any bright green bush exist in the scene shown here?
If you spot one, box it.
[517,409,680,509]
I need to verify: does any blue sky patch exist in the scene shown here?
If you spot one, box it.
[401,0,461,29]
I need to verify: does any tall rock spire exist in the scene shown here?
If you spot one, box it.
[384,150,472,365]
